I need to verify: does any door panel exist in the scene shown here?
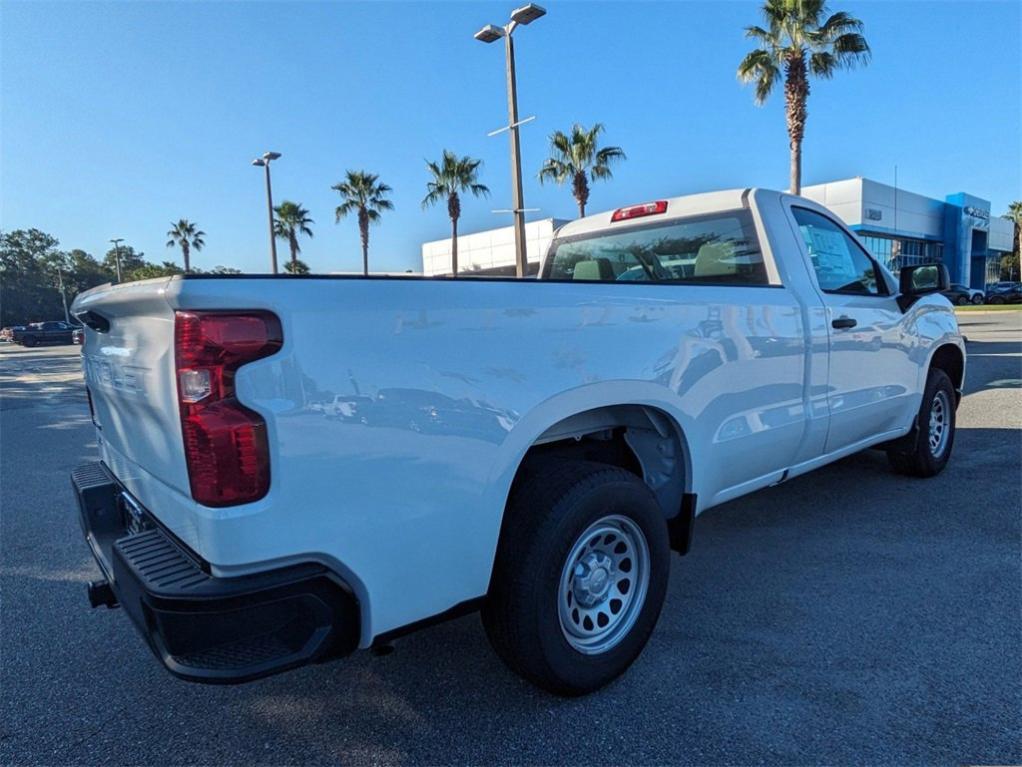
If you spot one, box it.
[787,206,917,453]
[821,294,916,450]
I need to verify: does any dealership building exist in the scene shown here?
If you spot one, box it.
[421,177,1013,288]
[801,178,1013,288]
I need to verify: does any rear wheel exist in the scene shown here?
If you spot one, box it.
[482,460,670,696]
[22,336,37,348]
[956,295,969,306]
[887,368,956,477]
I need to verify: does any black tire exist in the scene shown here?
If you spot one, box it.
[887,368,956,477]
[988,295,1004,305]
[22,336,37,348]
[482,460,670,696]
[971,294,984,305]
[956,295,969,306]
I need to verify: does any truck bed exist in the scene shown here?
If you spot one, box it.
[74,272,808,640]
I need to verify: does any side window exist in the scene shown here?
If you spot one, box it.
[791,207,882,295]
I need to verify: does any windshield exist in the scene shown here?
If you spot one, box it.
[544,208,767,285]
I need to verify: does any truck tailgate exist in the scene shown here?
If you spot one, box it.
[74,278,191,498]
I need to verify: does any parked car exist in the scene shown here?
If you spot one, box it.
[941,282,984,305]
[986,282,1022,304]
[12,321,75,346]
[71,188,964,696]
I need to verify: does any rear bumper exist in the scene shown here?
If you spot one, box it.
[72,462,360,684]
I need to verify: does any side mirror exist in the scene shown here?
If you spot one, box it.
[898,263,949,311]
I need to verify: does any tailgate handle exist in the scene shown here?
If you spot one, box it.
[77,311,110,333]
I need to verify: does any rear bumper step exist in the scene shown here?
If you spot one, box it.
[72,462,360,684]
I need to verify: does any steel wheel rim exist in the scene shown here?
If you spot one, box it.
[557,514,650,655]
[929,389,951,457]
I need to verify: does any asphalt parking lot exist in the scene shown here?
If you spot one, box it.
[2,312,1020,766]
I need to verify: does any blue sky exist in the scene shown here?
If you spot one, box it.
[2,1,1019,274]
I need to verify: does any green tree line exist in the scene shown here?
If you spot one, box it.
[0,228,239,327]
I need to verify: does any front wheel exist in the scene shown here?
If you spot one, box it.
[887,368,956,477]
[482,461,670,696]
[956,295,969,306]
[971,294,984,305]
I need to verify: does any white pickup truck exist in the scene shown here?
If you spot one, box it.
[72,189,964,695]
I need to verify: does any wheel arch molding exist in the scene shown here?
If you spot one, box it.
[927,342,965,403]
[482,383,699,576]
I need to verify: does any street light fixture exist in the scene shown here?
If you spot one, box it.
[252,151,282,274]
[474,25,504,43]
[475,3,546,278]
[510,3,546,25]
[109,238,124,283]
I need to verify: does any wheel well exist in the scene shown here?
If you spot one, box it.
[930,344,964,395]
[511,405,688,519]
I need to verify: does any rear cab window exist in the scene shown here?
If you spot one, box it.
[544,209,768,286]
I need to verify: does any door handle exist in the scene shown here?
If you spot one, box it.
[832,317,857,330]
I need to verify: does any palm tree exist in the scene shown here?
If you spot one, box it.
[273,201,314,273]
[333,171,393,276]
[538,123,625,218]
[737,0,870,194]
[283,258,310,275]
[165,219,205,273]
[422,150,489,277]
[1002,201,1022,280]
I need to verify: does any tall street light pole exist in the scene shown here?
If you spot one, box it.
[504,32,527,278]
[475,4,545,278]
[56,267,70,324]
[109,238,124,283]
[252,151,282,274]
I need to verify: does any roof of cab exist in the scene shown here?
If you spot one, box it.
[552,187,777,239]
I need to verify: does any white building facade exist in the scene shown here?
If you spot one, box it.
[421,218,568,277]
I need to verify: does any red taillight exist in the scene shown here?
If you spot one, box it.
[174,311,282,507]
[610,200,668,222]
